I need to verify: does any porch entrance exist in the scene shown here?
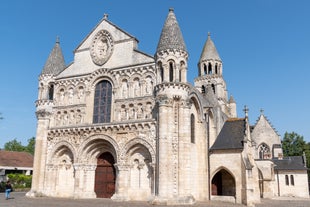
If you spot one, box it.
[94,152,116,198]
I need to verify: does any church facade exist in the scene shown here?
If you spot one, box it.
[28,9,309,206]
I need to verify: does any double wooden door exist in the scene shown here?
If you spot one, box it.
[94,152,116,198]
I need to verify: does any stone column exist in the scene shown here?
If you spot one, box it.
[112,163,130,201]
[82,165,97,198]
[27,109,51,197]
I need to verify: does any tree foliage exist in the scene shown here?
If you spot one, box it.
[282,132,306,156]
[282,131,310,170]
[4,137,35,155]
[4,138,25,152]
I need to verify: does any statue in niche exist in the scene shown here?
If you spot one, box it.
[68,88,74,104]
[145,78,153,94]
[59,89,65,103]
[137,106,143,119]
[55,112,62,126]
[134,80,140,97]
[69,111,75,125]
[76,111,82,124]
[77,87,84,103]
[129,107,135,119]
[122,81,128,98]
[63,112,69,125]
[120,108,127,121]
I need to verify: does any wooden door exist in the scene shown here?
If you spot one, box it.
[94,152,116,198]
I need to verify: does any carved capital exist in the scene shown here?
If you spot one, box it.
[36,109,52,119]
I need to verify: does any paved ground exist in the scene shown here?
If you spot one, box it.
[1,192,310,207]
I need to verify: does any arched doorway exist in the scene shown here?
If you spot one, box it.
[212,169,235,196]
[94,152,116,198]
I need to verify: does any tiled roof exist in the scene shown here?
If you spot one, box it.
[0,151,33,168]
[273,156,307,171]
[41,37,66,75]
[210,118,245,151]
[199,33,221,62]
[156,8,187,53]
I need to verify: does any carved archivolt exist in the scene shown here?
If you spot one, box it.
[77,134,120,164]
[122,137,156,165]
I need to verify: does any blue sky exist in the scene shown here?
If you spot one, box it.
[1,0,310,148]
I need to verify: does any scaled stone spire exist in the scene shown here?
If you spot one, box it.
[41,37,66,75]
[156,8,187,53]
[199,32,221,62]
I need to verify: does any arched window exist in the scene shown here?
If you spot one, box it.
[211,84,216,94]
[215,63,218,74]
[158,62,164,82]
[204,64,207,75]
[290,175,294,186]
[93,80,112,123]
[191,114,195,143]
[48,84,54,100]
[258,143,270,159]
[208,62,212,74]
[169,62,174,82]
[201,85,206,94]
[285,175,289,185]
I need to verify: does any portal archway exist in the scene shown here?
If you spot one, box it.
[211,169,235,196]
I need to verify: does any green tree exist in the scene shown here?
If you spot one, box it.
[4,137,35,155]
[25,137,35,155]
[4,138,25,152]
[282,132,306,156]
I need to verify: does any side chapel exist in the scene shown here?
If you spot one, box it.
[28,9,309,206]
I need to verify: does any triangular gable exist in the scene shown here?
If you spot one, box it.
[74,16,136,52]
[57,15,154,78]
[251,114,281,147]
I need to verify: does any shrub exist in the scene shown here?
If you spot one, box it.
[7,173,32,189]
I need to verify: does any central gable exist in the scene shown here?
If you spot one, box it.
[58,15,154,78]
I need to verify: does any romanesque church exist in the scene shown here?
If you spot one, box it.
[28,9,309,206]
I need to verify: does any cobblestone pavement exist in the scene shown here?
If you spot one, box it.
[1,192,310,207]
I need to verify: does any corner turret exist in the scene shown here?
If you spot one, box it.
[155,8,188,84]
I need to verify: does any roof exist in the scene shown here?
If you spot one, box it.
[0,151,34,168]
[156,8,187,53]
[199,33,221,62]
[41,37,66,75]
[210,118,245,151]
[273,156,307,171]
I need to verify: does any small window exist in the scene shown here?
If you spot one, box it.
[290,175,294,186]
[201,85,206,94]
[159,62,164,82]
[169,62,174,82]
[211,84,215,94]
[215,63,218,74]
[208,62,212,74]
[48,84,54,100]
[204,64,207,75]
[285,175,289,186]
[191,114,195,143]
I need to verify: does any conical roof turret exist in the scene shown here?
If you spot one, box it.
[199,33,221,62]
[156,8,187,53]
[41,37,66,75]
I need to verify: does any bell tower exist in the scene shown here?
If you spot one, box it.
[195,33,236,117]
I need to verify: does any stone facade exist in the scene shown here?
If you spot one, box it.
[28,9,309,206]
